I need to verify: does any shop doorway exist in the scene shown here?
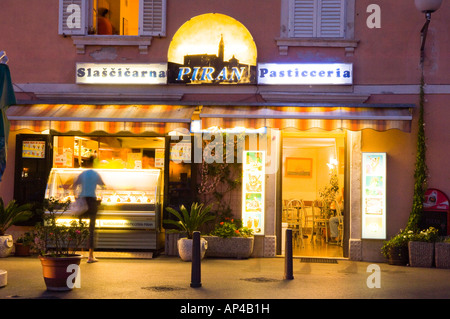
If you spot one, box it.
[281,132,345,258]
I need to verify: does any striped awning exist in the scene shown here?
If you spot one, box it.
[200,104,414,132]
[6,104,195,134]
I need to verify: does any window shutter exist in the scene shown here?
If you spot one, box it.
[318,0,344,38]
[290,0,315,38]
[290,0,345,38]
[139,0,166,36]
[58,0,87,35]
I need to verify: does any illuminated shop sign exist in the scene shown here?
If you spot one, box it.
[362,153,387,239]
[76,63,167,85]
[167,13,257,84]
[257,63,353,85]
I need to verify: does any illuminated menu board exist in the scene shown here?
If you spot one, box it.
[362,153,387,239]
[242,151,265,235]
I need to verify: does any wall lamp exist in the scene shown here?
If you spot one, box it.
[415,0,443,64]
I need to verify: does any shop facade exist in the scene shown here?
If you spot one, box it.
[1,0,449,261]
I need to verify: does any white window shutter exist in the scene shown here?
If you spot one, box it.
[290,0,345,38]
[58,0,87,35]
[290,0,316,38]
[318,0,345,38]
[139,0,166,36]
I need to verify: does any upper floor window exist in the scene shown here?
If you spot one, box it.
[277,0,357,55]
[289,0,345,38]
[58,0,166,37]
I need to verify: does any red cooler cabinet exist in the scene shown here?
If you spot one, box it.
[420,188,450,236]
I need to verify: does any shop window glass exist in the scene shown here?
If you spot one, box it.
[93,0,139,35]
[52,136,165,170]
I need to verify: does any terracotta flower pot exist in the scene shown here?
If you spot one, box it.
[14,243,31,257]
[387,246,409,266]
[39,254,83,291]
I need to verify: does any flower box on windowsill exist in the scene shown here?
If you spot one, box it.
[203,236,254,259]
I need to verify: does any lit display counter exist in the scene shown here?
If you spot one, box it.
[45,168,163,250]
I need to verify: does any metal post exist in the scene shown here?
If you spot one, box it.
[284,228,294,280]
[190,231,202,288]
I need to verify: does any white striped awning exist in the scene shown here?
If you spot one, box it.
[200,104,414,132]
[6,104,195,134]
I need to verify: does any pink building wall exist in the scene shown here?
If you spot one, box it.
[1,0,449,259]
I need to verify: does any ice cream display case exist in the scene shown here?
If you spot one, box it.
[45,168,163,250]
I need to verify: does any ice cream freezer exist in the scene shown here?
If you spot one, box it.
[45,168,164,250]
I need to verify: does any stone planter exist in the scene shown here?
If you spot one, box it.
[203,236,254,259]
[435,242,450,269]
[0,269,7,287]
[0,235,13,258]
[408,241,434,267]
[177,237,208,262]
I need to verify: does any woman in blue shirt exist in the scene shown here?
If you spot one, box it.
[73,157,105,263]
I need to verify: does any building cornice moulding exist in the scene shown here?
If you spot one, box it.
[11,83,450,103]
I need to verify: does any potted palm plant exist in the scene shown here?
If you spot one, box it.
[33,197,89,291]
[0,198,33,258]
[164,202,214,261]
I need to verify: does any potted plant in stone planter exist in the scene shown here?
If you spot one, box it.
[204,218,254,259]
[381,230,414,266]
[408,226,440,268]
[14,231,34,256]
[435,237,450,269]
[164,202,214,261]
[0,198,32,258]
[33,197,89,291]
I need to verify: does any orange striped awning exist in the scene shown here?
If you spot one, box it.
[200,105,414,132]
[6,104,195,134]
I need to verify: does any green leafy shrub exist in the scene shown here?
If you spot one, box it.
[210,218,253,238]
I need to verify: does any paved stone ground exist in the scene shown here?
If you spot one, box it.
[0,255,449,314]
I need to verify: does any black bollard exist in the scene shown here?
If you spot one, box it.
[284,228,294,280]
[190,231,202,288]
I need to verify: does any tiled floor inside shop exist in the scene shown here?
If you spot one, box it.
[292,234,343,258]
